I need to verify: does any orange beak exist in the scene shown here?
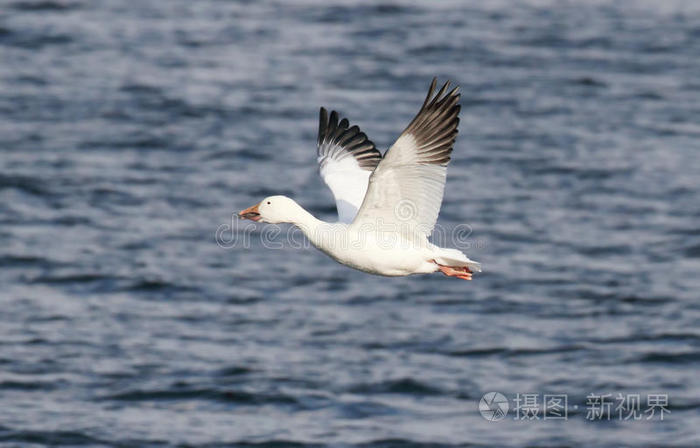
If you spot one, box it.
[238,203,261,221]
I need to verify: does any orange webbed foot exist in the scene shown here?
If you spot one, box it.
[436,263,473,281]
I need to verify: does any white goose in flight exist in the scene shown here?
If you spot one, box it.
[239,79,481,280]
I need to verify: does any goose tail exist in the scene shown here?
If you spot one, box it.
[432,247,482,272]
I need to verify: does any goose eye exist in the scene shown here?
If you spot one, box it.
[267,201,271,205]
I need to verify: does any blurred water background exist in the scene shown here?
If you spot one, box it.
[1,0,700,446]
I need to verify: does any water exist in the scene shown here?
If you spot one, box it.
[1,0,700,446]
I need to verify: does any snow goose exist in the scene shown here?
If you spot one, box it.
[239,78,481,280]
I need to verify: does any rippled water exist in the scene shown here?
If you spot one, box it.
[1,0,699,446]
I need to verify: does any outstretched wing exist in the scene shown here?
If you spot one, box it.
[351,78,460,238]
[317,107,382,223]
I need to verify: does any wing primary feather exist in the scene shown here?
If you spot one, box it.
[396,79,461,167]
[317,108,382,171]
[351,78,463,237]
[318,107,328,147]
[316,106,383,222]
[328,111,339,136]
[421,77,438,109]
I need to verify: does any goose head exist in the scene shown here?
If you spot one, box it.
[238,195,303,224]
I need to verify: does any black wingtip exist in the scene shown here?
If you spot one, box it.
[319,107,328,145]
[423,77,438,108]
[317,108,382,170]
[396,77,461,167]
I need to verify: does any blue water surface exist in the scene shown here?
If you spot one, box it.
[1,1,699,447]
